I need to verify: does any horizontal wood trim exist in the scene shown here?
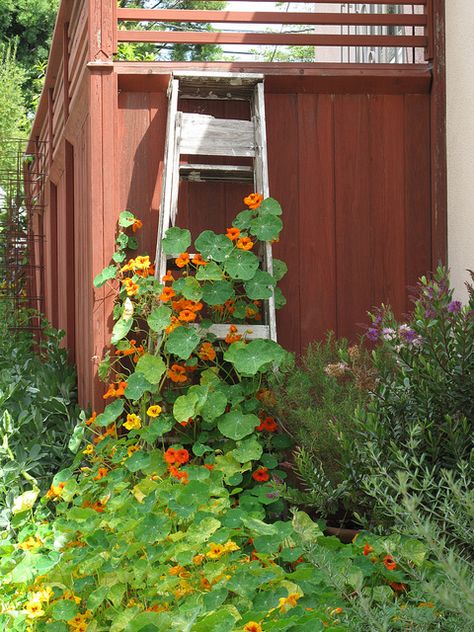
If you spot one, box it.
[117,9,427,27]
[118,31,427,48]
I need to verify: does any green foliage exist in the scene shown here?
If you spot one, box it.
[0,0,59,109]
[270,336,373,517]
[0,43,27,179]
[0,307,79,532]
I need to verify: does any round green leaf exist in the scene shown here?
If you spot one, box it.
[259,197,282,215]
[162,226,191,255]
[93,265,116,288]
[51,600,79,621]
[224,249,259,281]
[119,210,136,227]
[173,391,200,423]
[147,305,172,333]
[135,354,166,384]
[95,399,124,427]
[202,281,235,306]
[224,339,286,376]
[244,270,276,300]
[232,437,263,463]
[165,326,200,359]
[172,276,203,302]
[196,261,224,281]
[232,209,254,230]
[125,372,154,400]
[217,411,259,440]
[195,230,234,262]
[272,258,288,282]
[250,213,283,242]
[111,315,133,345]
[201,390,228,421]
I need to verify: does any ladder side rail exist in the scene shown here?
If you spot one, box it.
[252,82,277,342]
[155,78,180,282]
[169,111,183,229]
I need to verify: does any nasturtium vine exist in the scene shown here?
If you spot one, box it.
[0,195,441,632]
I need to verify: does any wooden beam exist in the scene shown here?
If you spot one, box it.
[117,8,427,27]
[430,0,447,267]
[62,21,70,121]
[117,31,427,48]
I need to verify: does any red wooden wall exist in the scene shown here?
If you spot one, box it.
[115,87,431,358]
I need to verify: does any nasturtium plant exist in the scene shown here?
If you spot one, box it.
[0,195,448,632]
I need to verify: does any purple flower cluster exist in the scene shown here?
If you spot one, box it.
[447,300,462,314]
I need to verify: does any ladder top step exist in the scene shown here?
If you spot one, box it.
[172,71,264,100]
[180,163,254,183]
[191,323,270,341]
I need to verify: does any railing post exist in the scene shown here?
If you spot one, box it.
[88,0,117,62]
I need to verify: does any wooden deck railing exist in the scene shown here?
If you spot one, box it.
[115,1,432,62]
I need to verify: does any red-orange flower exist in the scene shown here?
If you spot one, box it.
[198,342,216,362]
[389,582,407,593]
[363,544,374,556]
[94,467,108,481]
[179,417,193,427]
[168,364,187,383]
[160,286,175,302]
[103,381,127,399]
[86,411,97,426]
[256,416,278,432]
[178,309,196,322]
[164,448,177,464]
[252,467,270,483]
[175,252,190,268]
[224,299,235,314]
[132,219,143,232]
[192,253,208,266]
[162,270,175,283]
[383,555,397,571]
[226,227,240,241]
[237,237,254,251]
[225,324,242,344]
[204,464,215,471]
[175,449,190,465]
[244,192,263,210]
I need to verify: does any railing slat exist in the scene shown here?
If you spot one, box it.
[117,9,427,27]
[117,31,427,48]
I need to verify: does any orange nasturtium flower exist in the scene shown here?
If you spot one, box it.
[198,342,216,362]
[207,543,226,560]
[363,544,374,556]
[383,555,397,571]
[225,325,242,344]
[103,381,127,399]
[162,270,175,283]
[244,623,263,632]
[86,411,97,426]
[160,286,176,302]
[165,316,181,334]
[94,467,108,481]
[132,218,143,232]
[175,252,190,268]
[237,236,254,251]
[123,414,142,431]
[226,226,241,241]
[244,192,264,210]
[192,253,208,266]
[256,416,278,433]
[252,467,270,483]
[164,448,177,464]
[175,449,190,465]
[168,364,187,383]
[178,309,197,323]
[45,482,66,499]
[147,405,162,418]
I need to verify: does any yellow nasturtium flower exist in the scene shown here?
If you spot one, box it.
[147,405,162,418]
[123,414,141,431]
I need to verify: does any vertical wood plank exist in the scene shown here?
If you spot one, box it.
[65,140,76,362]
[297,93,337,349]
[265,93,301,354]
[369,94,406,318]
[334,95,372,339]
[405,94,432,291]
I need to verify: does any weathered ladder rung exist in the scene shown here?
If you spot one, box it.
[174,71,264,100]
[179,114,255,157]
[192,324,270,341]
[180,164,254,183]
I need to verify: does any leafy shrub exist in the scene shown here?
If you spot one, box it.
[349,268,474,545]
[0,307,78,531]
[0,199,452,632]
[270,337,373,518]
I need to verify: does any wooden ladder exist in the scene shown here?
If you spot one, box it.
[155,71,277,342]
